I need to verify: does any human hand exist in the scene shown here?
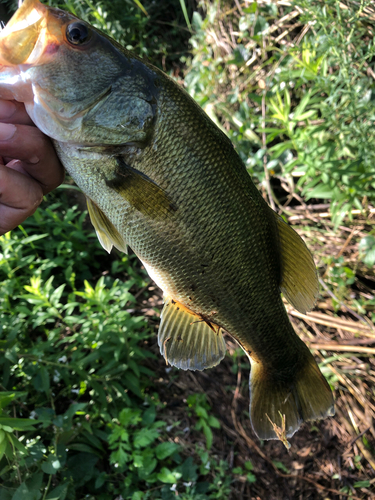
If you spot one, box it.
[0,99,64,235]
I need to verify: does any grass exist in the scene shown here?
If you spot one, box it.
[184,0,375,227]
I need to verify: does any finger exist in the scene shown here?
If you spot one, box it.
[0,122,64,193]
[0,163,43,235]
[0,99,34,126]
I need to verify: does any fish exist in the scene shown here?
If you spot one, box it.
[0,0,334,440]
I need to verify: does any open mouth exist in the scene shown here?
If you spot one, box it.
[0,0,46,65]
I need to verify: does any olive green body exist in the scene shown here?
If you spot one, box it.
[55,61,304,377]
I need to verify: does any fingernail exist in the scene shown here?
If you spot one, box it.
[0,122,16,141]
[0,100,16,119]
[29,155,40,164]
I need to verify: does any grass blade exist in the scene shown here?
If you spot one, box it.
[133,0,148,16]
[179,0,192,31]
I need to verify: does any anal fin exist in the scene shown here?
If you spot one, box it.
[158,297,226,371]
[86,197,127,254]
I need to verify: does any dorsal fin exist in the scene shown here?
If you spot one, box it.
[274,213,318,314]
[86,197,128,254]
[158,297,226,371]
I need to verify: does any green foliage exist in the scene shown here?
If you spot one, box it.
[0,189,244,499]
[232,460,256,484]
[0,193,151,498]
[186,394,220,450]
[184,0,375,226]
[359,234,375,267]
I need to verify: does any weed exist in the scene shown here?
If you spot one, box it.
[186,394,220,450]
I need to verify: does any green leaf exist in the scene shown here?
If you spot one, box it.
[272,460,290,474]
[124,372,142,398]
[21,234,49,246]
[11,483,41,500]
[62,403,87,421]
[132,493,143,500]
[138,456,157,477]
[95,472,107,490]
[26,472,43,492]
[142,405,156,425]
[244,2,257,14]
[0,436,8,461]
[155,442,179,460]
[247,472,257,483]
[232,467,243,474]
[67,452,98,485]
[179,0,192,31]
[33,366,50,395]
[0,417,37,430]
[295,109,316,121]
[67,443,100,456]
[110,446,129,467]
[201,421,213,450]
[119,408,142,427]
[244,460,254,471]
[0,392,27,410]
[359,235,375,267]
[195,406,208,419]
[41,455,62,475]
[133,428,159,448]
[305,184,333,200]
[208,416,220,429]
[180,456,198,482]
[354,480,371,488]
[45,483,69,500]
[157,467,182,484]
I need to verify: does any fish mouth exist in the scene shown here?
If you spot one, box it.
[0,0,47,65]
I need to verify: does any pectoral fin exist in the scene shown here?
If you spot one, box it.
[106,158,177,219]
[86,197,127,254]
[274,213,318,313]
[158,297,226,371]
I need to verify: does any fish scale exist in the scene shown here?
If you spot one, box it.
[127,80,296,363]
[0,0,334,441]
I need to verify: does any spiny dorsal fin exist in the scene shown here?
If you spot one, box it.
[158,297,226,371]
[105,158,177,219]
[274,213,318,314]
[86,197,128,254]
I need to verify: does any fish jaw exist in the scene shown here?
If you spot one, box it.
[0,0,47,66]
[0,0,65,106]
[0,0,45,102]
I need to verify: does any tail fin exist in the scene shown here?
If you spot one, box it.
[249,347,334,440]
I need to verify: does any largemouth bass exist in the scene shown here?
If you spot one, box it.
[0,0,334,440]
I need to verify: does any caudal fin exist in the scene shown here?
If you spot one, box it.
[249,347,334,440]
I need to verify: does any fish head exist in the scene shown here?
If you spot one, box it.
[0,0,156,145]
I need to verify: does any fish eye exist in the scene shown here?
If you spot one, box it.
[66,22,91,46]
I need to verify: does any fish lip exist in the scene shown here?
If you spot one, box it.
[0,0,47,66]
[1,0,46,37]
